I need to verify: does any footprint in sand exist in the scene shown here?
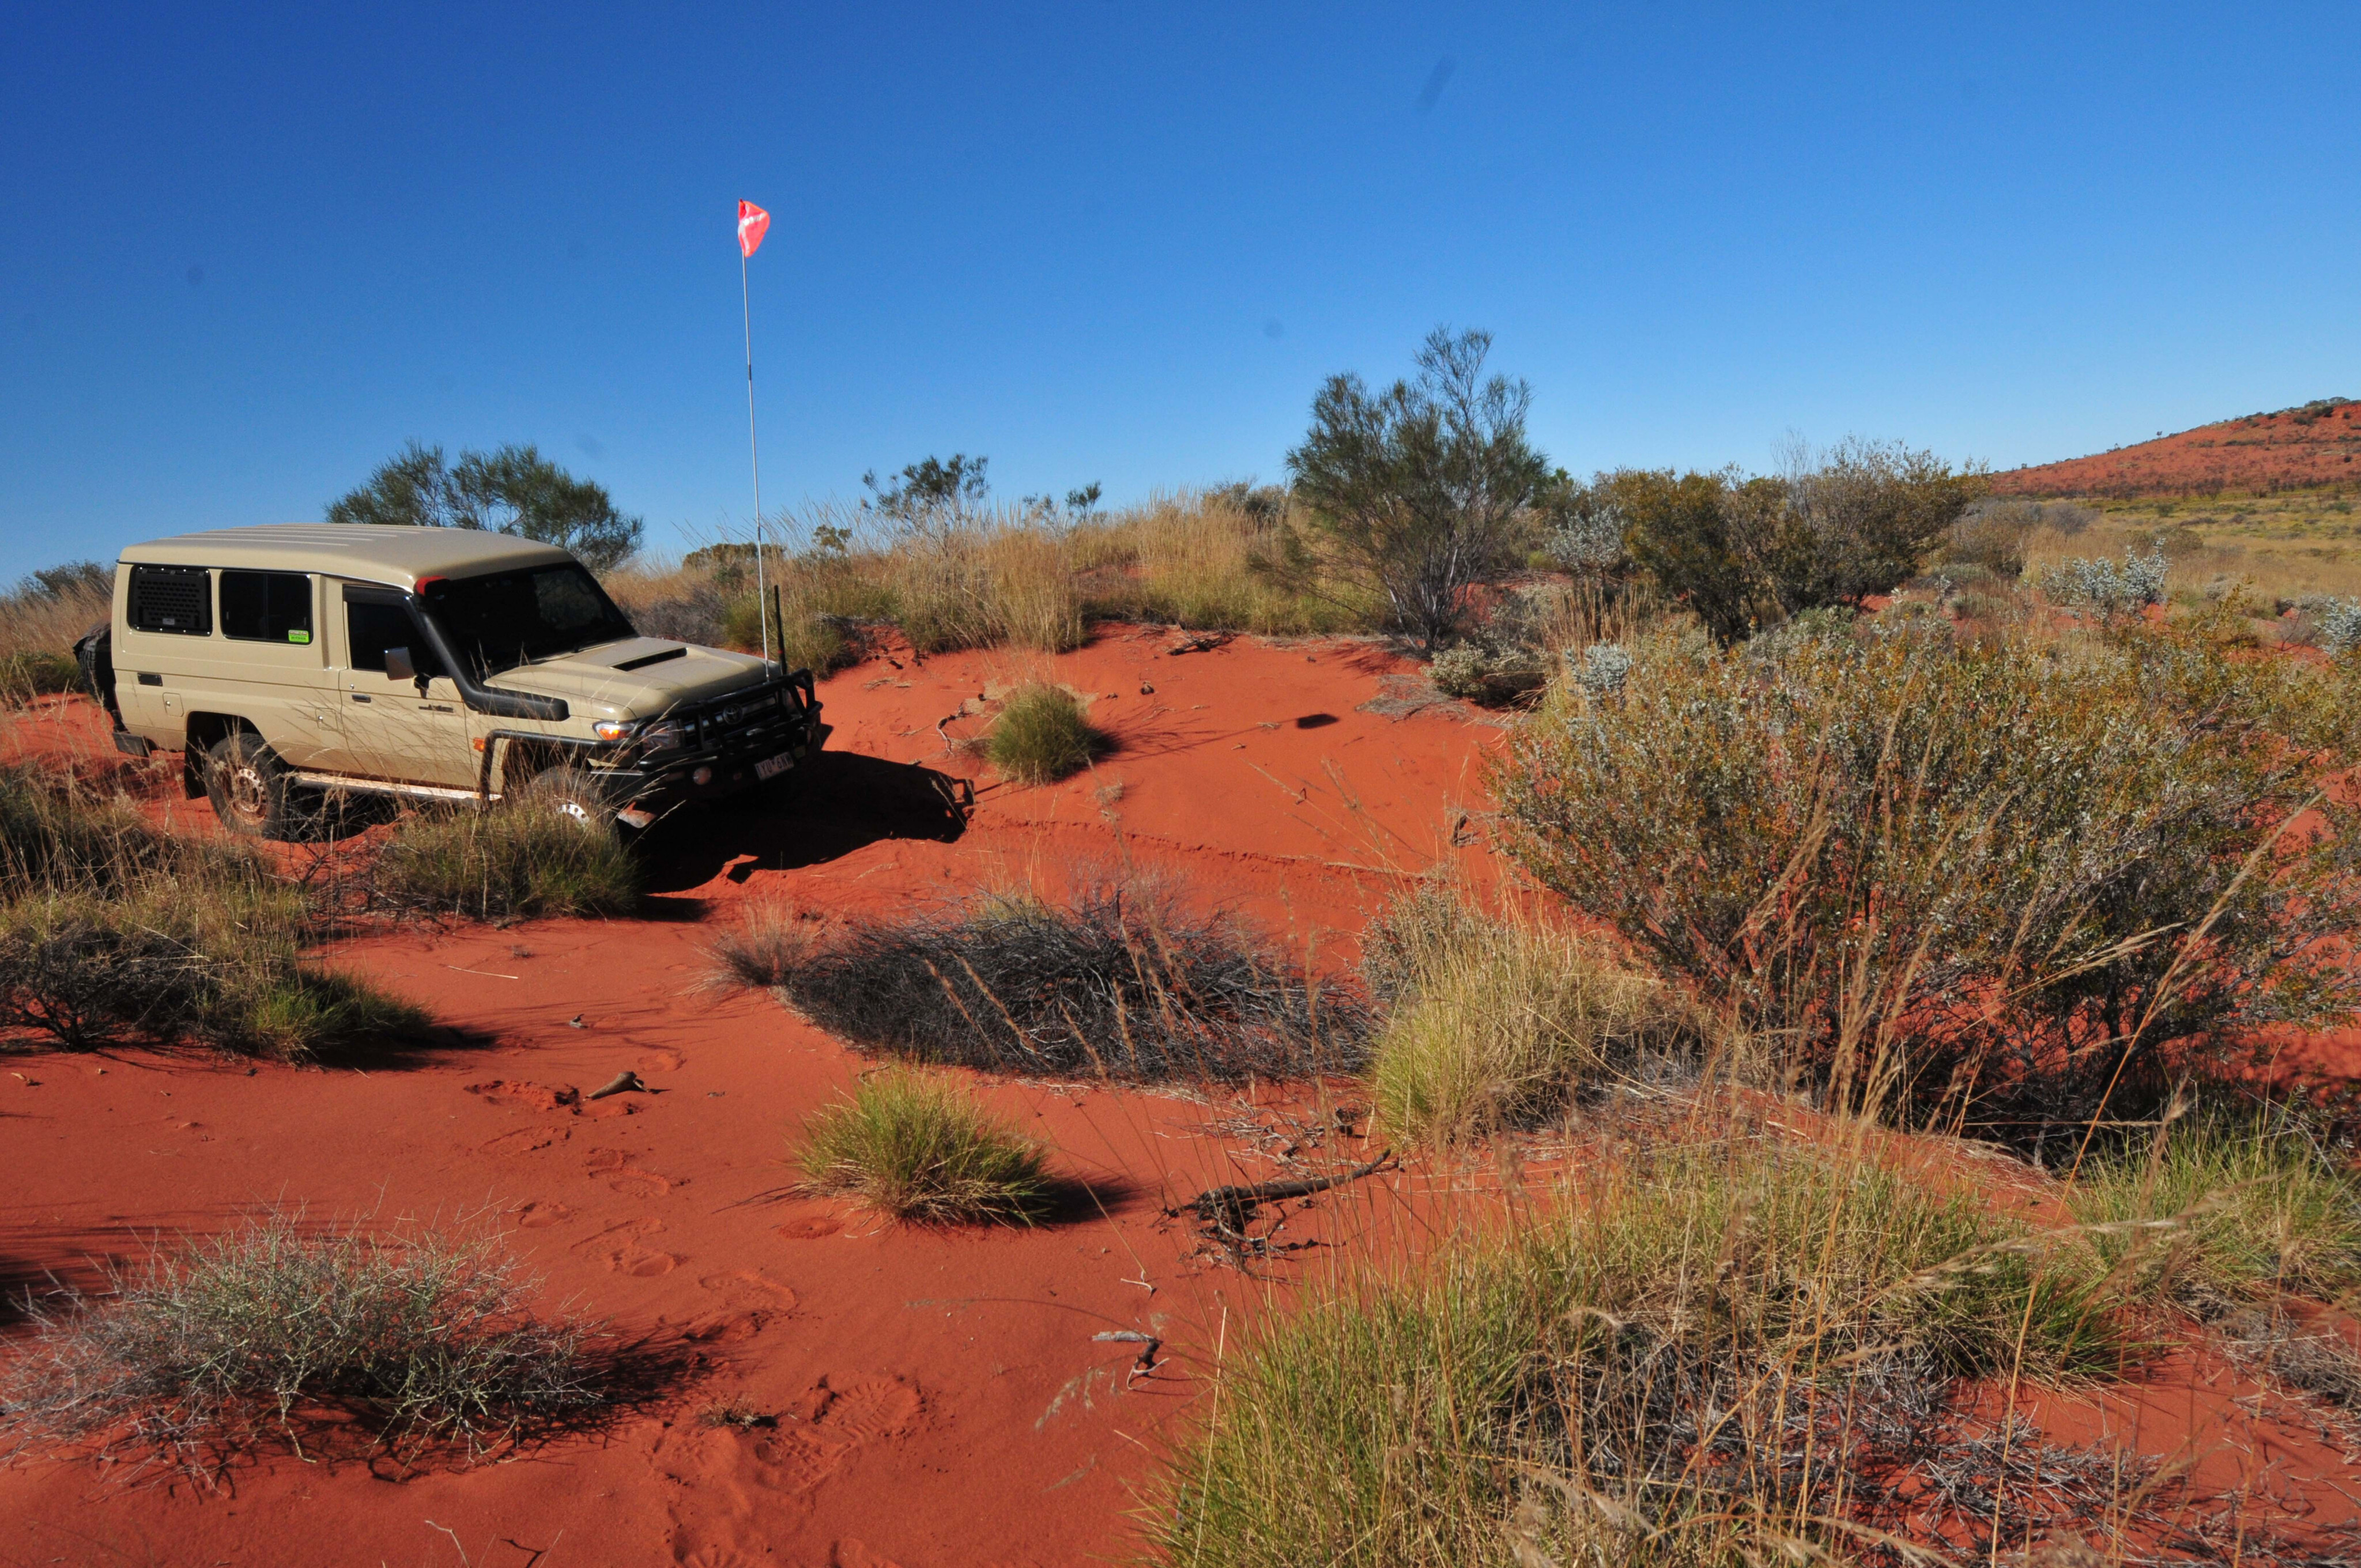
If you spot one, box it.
[746,1426,848,1493]
[584,1147,676,1196]
[640,1046,686,1073]
[699,1269,798,1311]
[808,1375,922,1445]
[511,1200,573,1229]
[678,1270,800,1346]
[737,1376,921,1495]
[675,1546,761,1568]
[682,1310,767,1344]
[665,1375,925,1566]
[572,1216,662,1250]
[612,1245,682,1278]
[466,1079,579,1112]
[775,1216,842,1241]
[570,1216,682,1277]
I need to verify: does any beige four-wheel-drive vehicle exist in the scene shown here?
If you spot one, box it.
[76,524,827,838]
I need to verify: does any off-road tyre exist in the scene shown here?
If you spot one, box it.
[205,731,300,839]
[525,766,622,837]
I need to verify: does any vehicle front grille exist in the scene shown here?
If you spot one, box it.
[673,679,809,757]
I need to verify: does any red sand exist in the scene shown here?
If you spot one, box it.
[0,628,1497,1567]
[1993,398,2361,498]
[2,625,2357,1565]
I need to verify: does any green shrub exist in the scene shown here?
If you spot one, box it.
[1612,441,1983,644]
[0,1211,606,1472]
[794,1070,1054,1225]
[2069,1109,2361,1312]
[1157,1140,2115,1567]
[1366,900,1685,1144]
[1425,643,1546,706]
[2042,545,2170,617]
[374,805,643,921]
[1493,614,2361,1148]
[985,684,1106,784]
[1941,496,2089,580]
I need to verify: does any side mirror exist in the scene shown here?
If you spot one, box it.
[383,646,418,684]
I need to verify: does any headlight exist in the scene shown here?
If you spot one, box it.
[640,721,685,753]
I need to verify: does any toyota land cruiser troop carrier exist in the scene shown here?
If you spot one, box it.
[79,524,827,838]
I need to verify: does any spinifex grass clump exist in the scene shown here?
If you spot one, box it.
[0,763,177,894]
[0,768,423,1058]
[1495,610,2361,1150]
[1069,488,1374,634]
[0,1212,606,1475]
[985,683,1106,785]
[0,883,425,1057]
[2069,1106,2361,1313]
[372,802,643,921]
[0,561,110,669]
[708,875,1363,1082]
[0,650,82,705]
[1159,1139,2118,1568]
[1361,887,1691,1145]
[794,1069,1054,1225]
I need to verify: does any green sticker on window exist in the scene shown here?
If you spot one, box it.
[288,630,311,644]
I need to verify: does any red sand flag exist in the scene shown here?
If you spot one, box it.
[737,199,771,258]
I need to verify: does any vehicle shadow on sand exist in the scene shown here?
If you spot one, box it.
[636,750,973,895]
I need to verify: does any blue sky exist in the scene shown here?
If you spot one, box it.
[4,2,2356,579]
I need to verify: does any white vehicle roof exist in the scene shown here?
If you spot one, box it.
[119,524,575,592]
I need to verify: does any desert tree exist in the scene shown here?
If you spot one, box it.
[326,441,644,570]
[1280,327,1549,649]
[861,454,990,528]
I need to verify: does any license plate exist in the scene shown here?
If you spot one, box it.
[755,751,795,781]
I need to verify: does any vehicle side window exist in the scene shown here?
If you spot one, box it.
[345,598,446,678]
[127,565,212,635]
[220,570,314,644]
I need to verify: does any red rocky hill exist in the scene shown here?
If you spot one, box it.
[1992,397,2361,498]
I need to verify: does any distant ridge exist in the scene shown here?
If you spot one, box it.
[1992,398,2361,498]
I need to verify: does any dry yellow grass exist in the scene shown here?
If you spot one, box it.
[2022,491,2361,606]
[1070,492,1370,633]
[0,577,109,660]
[600,493,1377,664]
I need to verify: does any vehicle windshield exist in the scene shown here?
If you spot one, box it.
[420,564,636,679]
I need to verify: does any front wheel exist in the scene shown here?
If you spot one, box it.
[206,732,300,839]
[523,766,622,837]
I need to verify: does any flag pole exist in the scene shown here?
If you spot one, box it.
[741,243,773,674]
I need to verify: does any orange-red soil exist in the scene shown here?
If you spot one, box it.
[0,628,1497,1567]
[1,625,2356,1565]
[1992,398,2361,498]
